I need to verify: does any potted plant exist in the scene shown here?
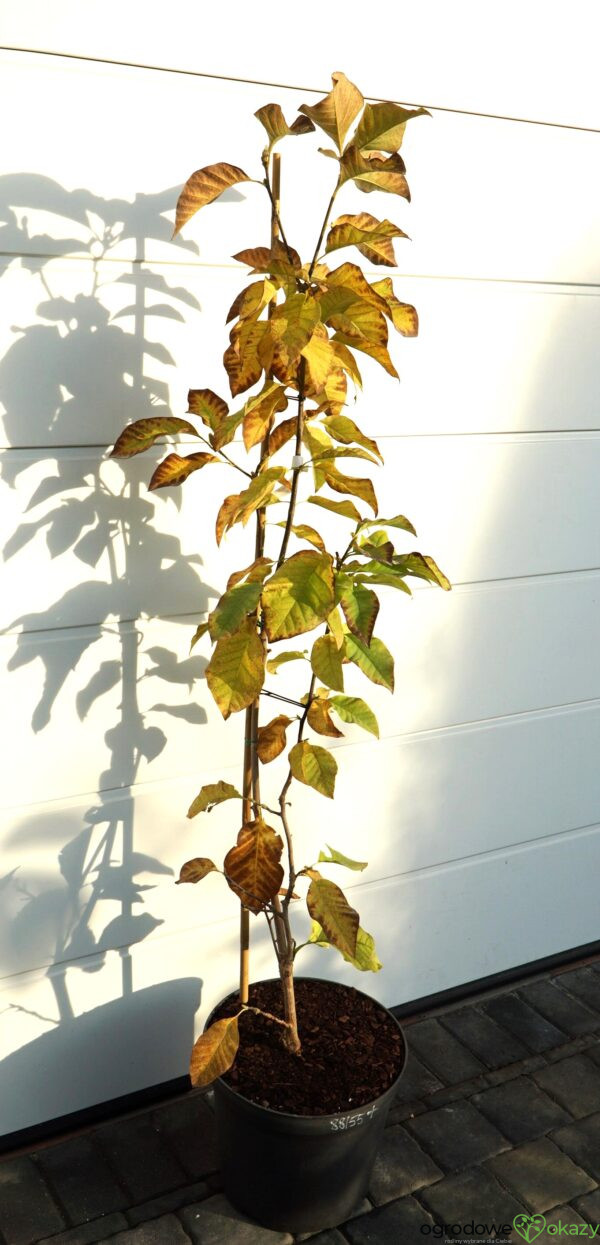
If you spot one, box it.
[110,71,450,1233]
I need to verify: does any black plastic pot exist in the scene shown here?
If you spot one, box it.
[207,977,406,1233]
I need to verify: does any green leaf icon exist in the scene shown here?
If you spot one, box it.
[513,1213,546,1243]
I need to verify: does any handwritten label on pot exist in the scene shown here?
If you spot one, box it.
[330,1105,377,1131]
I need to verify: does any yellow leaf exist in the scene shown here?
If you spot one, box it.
[338,576,380,644]
[311,634,344,692]
[187,780,242,817]
[226,557,273,591]
[344,632,394,692]
[257,714,293,764]
[323,465,378,516]
[148,452,218,490]
[301,326,338,389]
[275,522,325,552]
[110,416,199,458]
[215,468,285,544]
[209,580,263,640]
[255,102,315,148]
[187,388,229,431]
[242,381,288,450]
[260,294,321,381]
[353,101,429,153]
[233,238,302,283]
[299,72,364,152]
[307,494,362,522]
[177,857,218,884]
[323,415,382,462]
[268,415,298,456]
[223,318,267,397]
[339,148,410,199]
[307,697,343,738]
[174,163,251,236]
[224,818,284,913]
[189,1016,239,1088]
[371,278,419,337]
[261,550,335,641]
[333,332,399,379]
[325,212,409,267]
[266,649,308,674]
[226,279,277,324]
[309,921,382,971]
[306,875,358,957]
[190,620,210,651]
[289,740,337,799]
[327,607,345,649]
[206,619,265,718]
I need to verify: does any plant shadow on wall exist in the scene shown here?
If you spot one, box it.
[0,175,219,1131]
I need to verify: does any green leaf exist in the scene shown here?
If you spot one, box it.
[299,72,364,152]
[330,694,379,737]
[177,857,218,884]
[208,580,263,640]
[257,715,293,763]
[323,415,382,463]
[325,212,409,267]
[306,875,358,957]
[364,514,417,537]
[353,101,429,153]
[187,388,229,432]
[187,781,242,818]
[110,416,199,458]
[309,922,382,972]
[226,557,273,590]
[397,552,452,591]
[289,741,337,799]
[255,102,315,149]
[266,649,308,674]
[311,634,344,692]
[190,620,210,651]
[206,619,265,719]
[337,577,380,645]
[224,818,284,913]
[149,452,218,490]
[307,495,363,522]
[356,568,412,594]
[261,550,335,641]
[318,844,367,871]
[189,1016,240,1089]
[344,633,394,692]
[174,163,251,236]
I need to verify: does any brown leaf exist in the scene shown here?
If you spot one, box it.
[189,1016,239,1088]
[226,279,277,324]
[257,714,293,764]
[269,416,299,455]
[353,101,429,153]
[255,102,315,148]
[242,381,288,450]
[325,212,409,267]
[306,875,359,958]
[323,465,378,515]
[224,819,284,913]
[223,318,267,397]
[206,619,265,718]
[177,858,217,884]
[371,277,419,337]
[148,452,217,490]
[187,388,229,431]
[110,417,199,458]
[339,148,410,199]
[174,163,251,236]
[299,72,363,151]
[307,697,343,737]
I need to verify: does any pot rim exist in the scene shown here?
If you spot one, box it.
[205,974,407,1124]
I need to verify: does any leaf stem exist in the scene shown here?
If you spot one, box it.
[308,175,340,278]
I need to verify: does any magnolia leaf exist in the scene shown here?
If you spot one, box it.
[261,294,321,380]
[261,550,335,641]
[338,578,379,645]
[307,494,363,523]
[309,921,382,971]
[327,607,345,650]
[306,696,343,738]
[276,522,325,552]
[206,619,265,718]
[308,366,348,417]
[187,780,242,818]
[339,147,410,199]
[216,468,285,544]
[299,72,363,152]
[174,163,251,236]
[344,632,394,692]
[187,388,229,432]
[149,452,217,490]
[227,557,273,591]
[323,466,378,516]
[190,620,210,651]
[311,634,344,692]
[306,875,358,958]
[357,568,412,594]
[266,649,308,674]
[242,380,288,450]
[211,407,245,451]
[330,694,379,737]
[224,318,266,397]
[310,446,377,466]
[268,416,298,455]
[323,263,390,313]
[209,580,263,640]
[289,741,337,799]
[399,552,452,591]
[110,417,198,458]
[255,102,315,148]
[300,327,338,389]
[325,212,409,267]
[323,415,382,463]
[177,857,218,884]
[224,818,284,913]
[233,239,302,280]
[371,277,419,337]
[257,714,293,763]
[333,331,399,380]
[365,513,417,537]
[226,278,278,324]
[354,101,429,153]
[189,1016,240,1088]
[318,844,367,871]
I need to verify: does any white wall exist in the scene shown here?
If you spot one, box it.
[1,3,599,1135]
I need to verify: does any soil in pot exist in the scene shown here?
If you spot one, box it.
[211,977,404,1115]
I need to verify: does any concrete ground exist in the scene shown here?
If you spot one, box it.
[2,958,600,1244]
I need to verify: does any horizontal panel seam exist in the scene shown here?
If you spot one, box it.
[5,429,600,452]
[1,45,599,133]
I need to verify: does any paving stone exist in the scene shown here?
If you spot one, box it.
[440,1005,530,1069]
[426,1075,490,1107]
[367,1123,442,1204]
[550,1110,600,1181]
[572,1187,600,1223]
[544,1035,597,1062]
[482,994,566,1054]
[405,1018,486,1085]
[556,967,600,1015]
[179,1194,293,1243]
[0,1155,66,1245]
[519,978,600,1036]
[342,1196,434,1244]
[484,1055,547,1086]
[95,1114,188,1204]
[532,1205,589,1243]
[34,1134,129,1222]
[419,1165,525,1230]
[38,1215,129,1244]
[296,1202,370,1241]
[533,1054,600,1118]
[472,1076,572,1143]
[296,1232,347,1245]
[152,1093,218,1180]
[126,1181,210,1226]
[487,1136,596,1213]
[97,1214,191,1243]
[585,1041,600,1068]
[392,1049,443,1103]
[386,1097,427,1124]
[407,1100,509,1171]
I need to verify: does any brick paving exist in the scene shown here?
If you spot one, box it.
[2,960,600,1244]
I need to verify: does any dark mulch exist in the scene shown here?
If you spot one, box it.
[213,978,405,1116]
